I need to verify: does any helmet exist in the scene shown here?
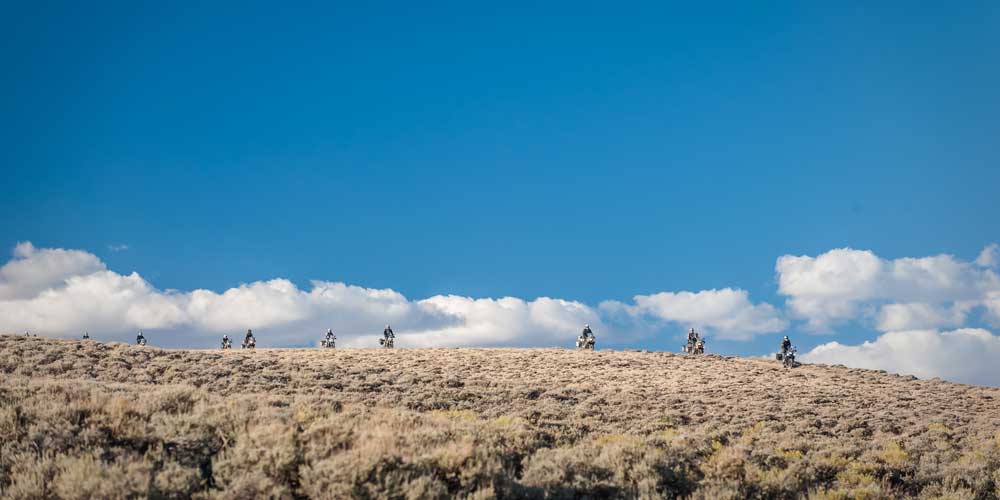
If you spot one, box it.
[585,324,590,328]
[783,336,789,340]
[386,324,390,329]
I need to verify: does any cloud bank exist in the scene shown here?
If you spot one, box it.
[801,328,1000,386]
[0,242,778,348]
[775,247,1000,331]
[599,288,786,341]
[4,241,1000,386]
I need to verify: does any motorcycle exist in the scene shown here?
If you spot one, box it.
[136,337,147,346]
[221,338,232,350]
[781,347,797,368]
[242,337,256,350]
[379,337,394,349]
[682,338,705,354]
[576,335,596,350]
[320,336,336,348]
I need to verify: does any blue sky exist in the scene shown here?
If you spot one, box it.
[2,2,999,374]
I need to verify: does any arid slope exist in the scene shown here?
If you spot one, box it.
[2,335,999,499]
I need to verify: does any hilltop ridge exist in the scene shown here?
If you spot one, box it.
[2,335,999,498]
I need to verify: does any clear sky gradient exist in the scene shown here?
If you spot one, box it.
[2,2,999,357]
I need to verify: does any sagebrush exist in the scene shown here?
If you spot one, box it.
[2,335,999,499]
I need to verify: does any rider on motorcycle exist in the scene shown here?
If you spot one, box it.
[780,336,792,355]
[136,330,145,344]
[82,331,90,340]
[687,328,700,345]
[578,324,596,349]
[383,324,394,341]
[325,329,336,343]
[244,329,255,344]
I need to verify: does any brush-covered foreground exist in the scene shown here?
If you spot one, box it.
[1,336,999,499]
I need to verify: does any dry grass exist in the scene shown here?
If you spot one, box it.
[2,335,999,499]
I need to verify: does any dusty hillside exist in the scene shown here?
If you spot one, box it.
[2,335,999,499]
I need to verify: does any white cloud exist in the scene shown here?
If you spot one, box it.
[373,295,603,348]
[801,328,1000,386]
[977,243,999,268]
[0,242,652,348]
[0,270,187,334]
[776,246,1000,331]
[0,242,105,300]
[599,288,786,340]
[7,241,1000,385]
[10,239,1000,377]
[874,302,972,332]
[184,279,313,332]
[985,291,1000,327]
